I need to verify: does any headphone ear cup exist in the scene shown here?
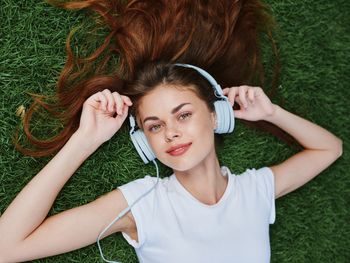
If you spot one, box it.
[214,100,235,134]
[224,100,235,133]
[138,131,156,162]
[130,130,156,164]
[214,100,224,133]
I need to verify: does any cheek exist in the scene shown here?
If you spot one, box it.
[188,115,214,136]
[146,133,164,152]
[192,117,216,148]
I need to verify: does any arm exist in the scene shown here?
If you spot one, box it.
[0,89,133,262]
[265,105,342,199]
[223,86,343,199]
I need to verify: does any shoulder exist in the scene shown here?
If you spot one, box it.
[228,166,276,224]
[117,175,169,216]
[229,166,275,199]
[237,167,274,177]
[117,175,169,247]
[118,175,165,200]
[235,167,274,183]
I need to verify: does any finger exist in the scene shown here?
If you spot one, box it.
[235,96,245,110]
[112,92,124,115]
[121,95,133,106]
[120,104,129,118]
[248,87,255,104]
[115,104,129,123]
[227,87,238,107]
[238,85,249,109]
[102,89,115,112]
[255,86,264,97]
[222,87,230,96]
[96,92,107,111]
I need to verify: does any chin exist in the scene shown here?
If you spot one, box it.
[165,162,197,172]
[158,152,208,172]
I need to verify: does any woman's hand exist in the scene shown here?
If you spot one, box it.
[223,85,276,121]
[76,89,132,147]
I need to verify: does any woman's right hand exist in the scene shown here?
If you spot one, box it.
[76,89,132,148]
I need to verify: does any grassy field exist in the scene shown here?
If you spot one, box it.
[0,0,349,262]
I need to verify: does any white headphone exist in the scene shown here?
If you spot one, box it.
[129,63,235,164]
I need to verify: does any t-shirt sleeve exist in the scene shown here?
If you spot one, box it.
[257,167,276,224]
[118,175,157,248]
[241,167,276,224]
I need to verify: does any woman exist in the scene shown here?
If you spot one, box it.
[0,62,342,262]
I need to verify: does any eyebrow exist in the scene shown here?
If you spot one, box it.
[143,103,191,124]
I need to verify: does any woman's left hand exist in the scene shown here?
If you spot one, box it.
[223,85,277,121]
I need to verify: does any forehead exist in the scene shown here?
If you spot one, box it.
[138,84,203,118]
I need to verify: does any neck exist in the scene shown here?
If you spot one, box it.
[173,149,228,205]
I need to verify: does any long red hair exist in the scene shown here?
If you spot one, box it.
[13,0,297,157]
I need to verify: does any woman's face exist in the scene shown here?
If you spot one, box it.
[137,84,217,171]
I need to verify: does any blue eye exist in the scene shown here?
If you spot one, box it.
[179,112,192,120]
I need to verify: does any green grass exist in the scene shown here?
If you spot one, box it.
[1,0,349,262]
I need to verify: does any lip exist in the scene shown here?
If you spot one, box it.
[166,143,192,156]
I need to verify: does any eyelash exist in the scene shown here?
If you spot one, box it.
[148,112,192,132]
[179,112,192,120]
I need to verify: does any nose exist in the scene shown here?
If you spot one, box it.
[164,123,181,142]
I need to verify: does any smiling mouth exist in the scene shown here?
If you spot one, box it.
[166,143,192,156]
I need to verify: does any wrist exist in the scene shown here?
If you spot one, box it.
[69,130,101,156]
[263,104,281,123]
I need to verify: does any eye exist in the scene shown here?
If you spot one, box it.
[148,124,162,133]
[179,112,192,120]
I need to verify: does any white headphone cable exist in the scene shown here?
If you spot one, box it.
[97,160,160,263]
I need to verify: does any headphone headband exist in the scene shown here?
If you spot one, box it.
[174,63,224,97]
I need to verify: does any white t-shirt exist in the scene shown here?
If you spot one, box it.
[118,166,276,263]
